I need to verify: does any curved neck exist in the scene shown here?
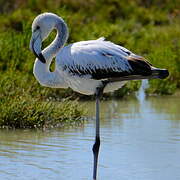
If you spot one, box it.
[43,18,69,67]
[33,17,69,88]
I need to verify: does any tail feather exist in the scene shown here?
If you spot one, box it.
[128,59,152,76]
[126,55,169,79]
[151,67,169,79]
[108,61,169,82]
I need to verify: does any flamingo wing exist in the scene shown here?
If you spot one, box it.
[57,38,152,80]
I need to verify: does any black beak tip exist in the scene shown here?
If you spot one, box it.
[38,53,46,64]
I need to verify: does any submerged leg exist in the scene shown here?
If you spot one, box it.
[92,87,103,180]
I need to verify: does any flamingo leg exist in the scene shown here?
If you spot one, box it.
[92,87,104,180]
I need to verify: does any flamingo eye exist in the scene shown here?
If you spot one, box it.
[33,26,40,32]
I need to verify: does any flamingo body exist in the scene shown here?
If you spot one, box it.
[56,38,133,94]
[30,12,169,180]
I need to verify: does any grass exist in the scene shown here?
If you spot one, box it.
[0,71,86,129]
[0,0,179,128]
[0,95,85,129]
[0,101,86,130]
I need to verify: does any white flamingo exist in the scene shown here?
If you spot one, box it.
[29,12,169,180]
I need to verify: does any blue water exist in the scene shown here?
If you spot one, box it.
[0,96,180,180]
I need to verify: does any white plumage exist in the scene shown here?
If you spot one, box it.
[30,12,168,94]
[29,12,169,180]
[30,12,150,95]
[56,38,133,94]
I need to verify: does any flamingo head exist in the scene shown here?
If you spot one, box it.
[29,13,60,63]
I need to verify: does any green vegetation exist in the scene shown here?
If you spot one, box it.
[0,0,179,128]
[0,72,85,128]
[0,95,85,129]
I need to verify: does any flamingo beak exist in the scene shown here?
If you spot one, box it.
[30,31,46,64]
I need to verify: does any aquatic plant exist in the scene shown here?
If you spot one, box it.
[0,72,86,129]
[0,92,85,129]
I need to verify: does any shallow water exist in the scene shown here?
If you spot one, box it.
[0,96,180,180]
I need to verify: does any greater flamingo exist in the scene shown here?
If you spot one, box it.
[29,12,169,180]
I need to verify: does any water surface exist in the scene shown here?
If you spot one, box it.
[0,96,180,180]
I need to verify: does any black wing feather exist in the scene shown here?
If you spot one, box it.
[63,52,152,80]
